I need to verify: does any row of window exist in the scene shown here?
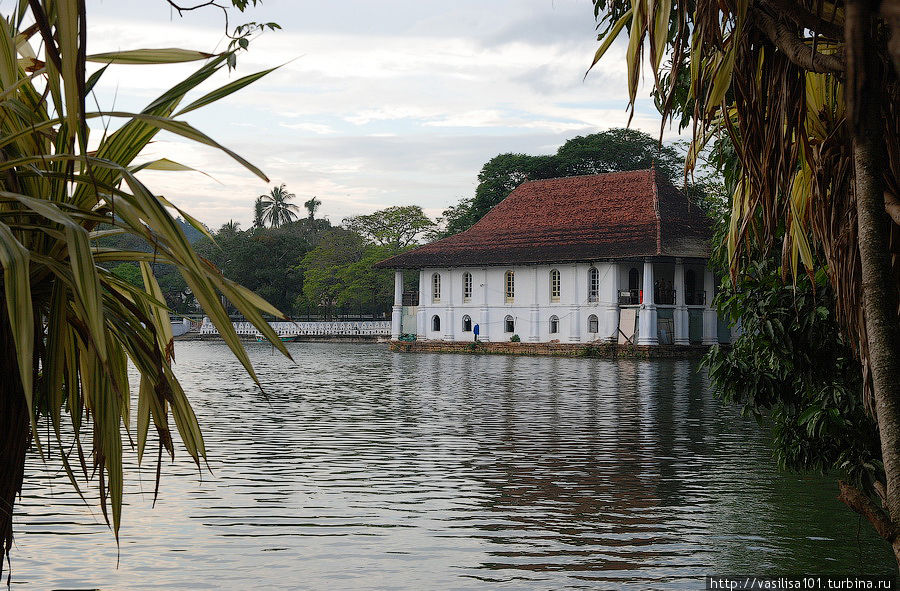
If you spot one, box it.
[431,314,602,334]
[431,268,606,304]
[430,268,703,304]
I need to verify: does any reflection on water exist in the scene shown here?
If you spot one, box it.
[13,343,896,589]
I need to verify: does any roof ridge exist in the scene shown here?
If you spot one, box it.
[517,168,654,186]
[650,167,662,255]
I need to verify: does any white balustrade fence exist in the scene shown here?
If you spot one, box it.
[199,318,392,338]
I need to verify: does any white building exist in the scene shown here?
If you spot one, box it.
[376,169,729,346]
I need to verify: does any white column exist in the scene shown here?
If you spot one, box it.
[673,260,689,345]
[479,268,490,342]
[702,266,718,345]
[602,262,619,342]
[443,270,455,341]
[568,263,581,342]
[416,270,426,340]
[529,267,540,342]
[637,259,658,345]
[391,270,403,339]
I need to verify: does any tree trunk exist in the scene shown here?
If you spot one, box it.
[0,313,30,581]
[846,0,900,567]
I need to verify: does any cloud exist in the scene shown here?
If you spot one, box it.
[278,121,338,135]
[79,0,683,229]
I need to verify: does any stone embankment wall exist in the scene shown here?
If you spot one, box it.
[389,340,714,358]
[177,333,385,343]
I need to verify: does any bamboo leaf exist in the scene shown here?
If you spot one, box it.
[86,48,217,64]
[175,65,280,116]
[0,221,34,419]
[626,0,647,104]
[102,111,269,182]
[586,8,633,75]
[651,0,671,72]
[136,376,152,465]
[140,261,175,356]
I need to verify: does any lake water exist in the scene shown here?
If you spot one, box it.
[12,342,897,589]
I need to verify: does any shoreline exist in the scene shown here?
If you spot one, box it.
[389,340,715,358]
[177,334,718,358]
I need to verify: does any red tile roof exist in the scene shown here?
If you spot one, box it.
[376,169,712,269]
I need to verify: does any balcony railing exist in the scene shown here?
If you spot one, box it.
[401,290,419,306]
[654,287,676,305]
[617,288,701,306]
[684,291,707,306]
[618,289,640,305]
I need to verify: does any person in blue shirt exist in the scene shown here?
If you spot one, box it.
[473,323,480,342]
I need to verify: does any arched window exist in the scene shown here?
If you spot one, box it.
[549,269,561,302]
[549,315,559,334]
[432,273,441,303]
[432,315,441,332]
[462,315,472,332]
[462,272,473,301]
[504,270,515,302]
[588,314,599,333]
[504,315,515,333]
[628,267,640,291]
[588,266,599,302]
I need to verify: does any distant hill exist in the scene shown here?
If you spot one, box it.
[177,217,207,244]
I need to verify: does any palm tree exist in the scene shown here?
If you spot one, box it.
[252,196,265,230]
[589,0,900,563]
[0,1,288,575]
[304,195,322,221]
[258,184,300,228]
[220,220,241,236]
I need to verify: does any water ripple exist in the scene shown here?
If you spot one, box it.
[11,342,894,590]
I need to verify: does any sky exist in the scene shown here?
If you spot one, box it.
[79,0,677,229]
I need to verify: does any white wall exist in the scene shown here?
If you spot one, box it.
[398,258,729,344]
[416,263,622,343]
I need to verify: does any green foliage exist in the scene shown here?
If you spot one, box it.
[704,259,881,493]
[195,217,329,315]
[189,203,426,319]
[555,128,681,178]
[439,128,711,237]
[298,229,402,318]
[343,205,435,248]
[299,229,366,312]
[110,263,143,288]
[510,334,521,343]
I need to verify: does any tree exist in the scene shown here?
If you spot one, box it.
[220,220,241,236]
[335,244,404,316]
[195,217,328,315]
[258,184,300,228]
[554,128,681,179]
[304,195,322,220]
[0,1,290,575]
[589,0,900,562]
[438,129,699,237]
[111,263,144,288]
[253,196,265,229]
[299,229,366,317]
[343,205,435,249]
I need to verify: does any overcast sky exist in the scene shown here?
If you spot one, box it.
[81,0,675,229]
